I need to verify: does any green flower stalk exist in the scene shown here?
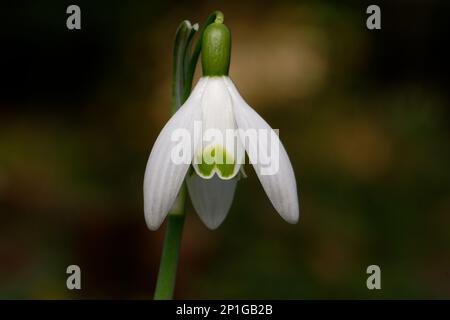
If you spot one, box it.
[144,11,299,300]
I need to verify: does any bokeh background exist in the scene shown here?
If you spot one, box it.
[2,0,450,299]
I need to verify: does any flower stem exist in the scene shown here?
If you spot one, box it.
[153,11,224,300]
[153,186,186,300]
[184,10,224,99]
[153,20,193,300]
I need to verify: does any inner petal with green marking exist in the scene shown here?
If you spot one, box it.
[195,144,238,179]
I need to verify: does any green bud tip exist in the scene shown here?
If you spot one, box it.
[201,16,231,77]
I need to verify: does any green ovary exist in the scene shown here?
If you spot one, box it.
[196,144,235,178]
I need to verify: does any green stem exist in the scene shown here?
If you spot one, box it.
[153,11,223,300]
[184,10,224,99]
[153,186,186,300]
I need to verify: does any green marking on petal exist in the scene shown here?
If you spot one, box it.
[197,157,215,178]
[196,144,236,179]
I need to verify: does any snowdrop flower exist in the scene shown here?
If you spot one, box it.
[144,18,299,230]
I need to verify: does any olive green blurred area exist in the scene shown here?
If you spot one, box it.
[1,0,450,299]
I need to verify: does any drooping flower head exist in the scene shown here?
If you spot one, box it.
[144,16,299,230]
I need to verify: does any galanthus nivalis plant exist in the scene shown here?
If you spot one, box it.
[144,11,299,299]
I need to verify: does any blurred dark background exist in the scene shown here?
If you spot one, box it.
[1,0,450,298]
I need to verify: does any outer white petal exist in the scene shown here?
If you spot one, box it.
[186,173,237,229]
[223,77,299,223]
[143,78,207,230]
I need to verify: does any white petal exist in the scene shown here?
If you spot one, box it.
[223,77,299,223]
[143,78,208,230]
[186,173,237,229]
[192,77,244,180]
